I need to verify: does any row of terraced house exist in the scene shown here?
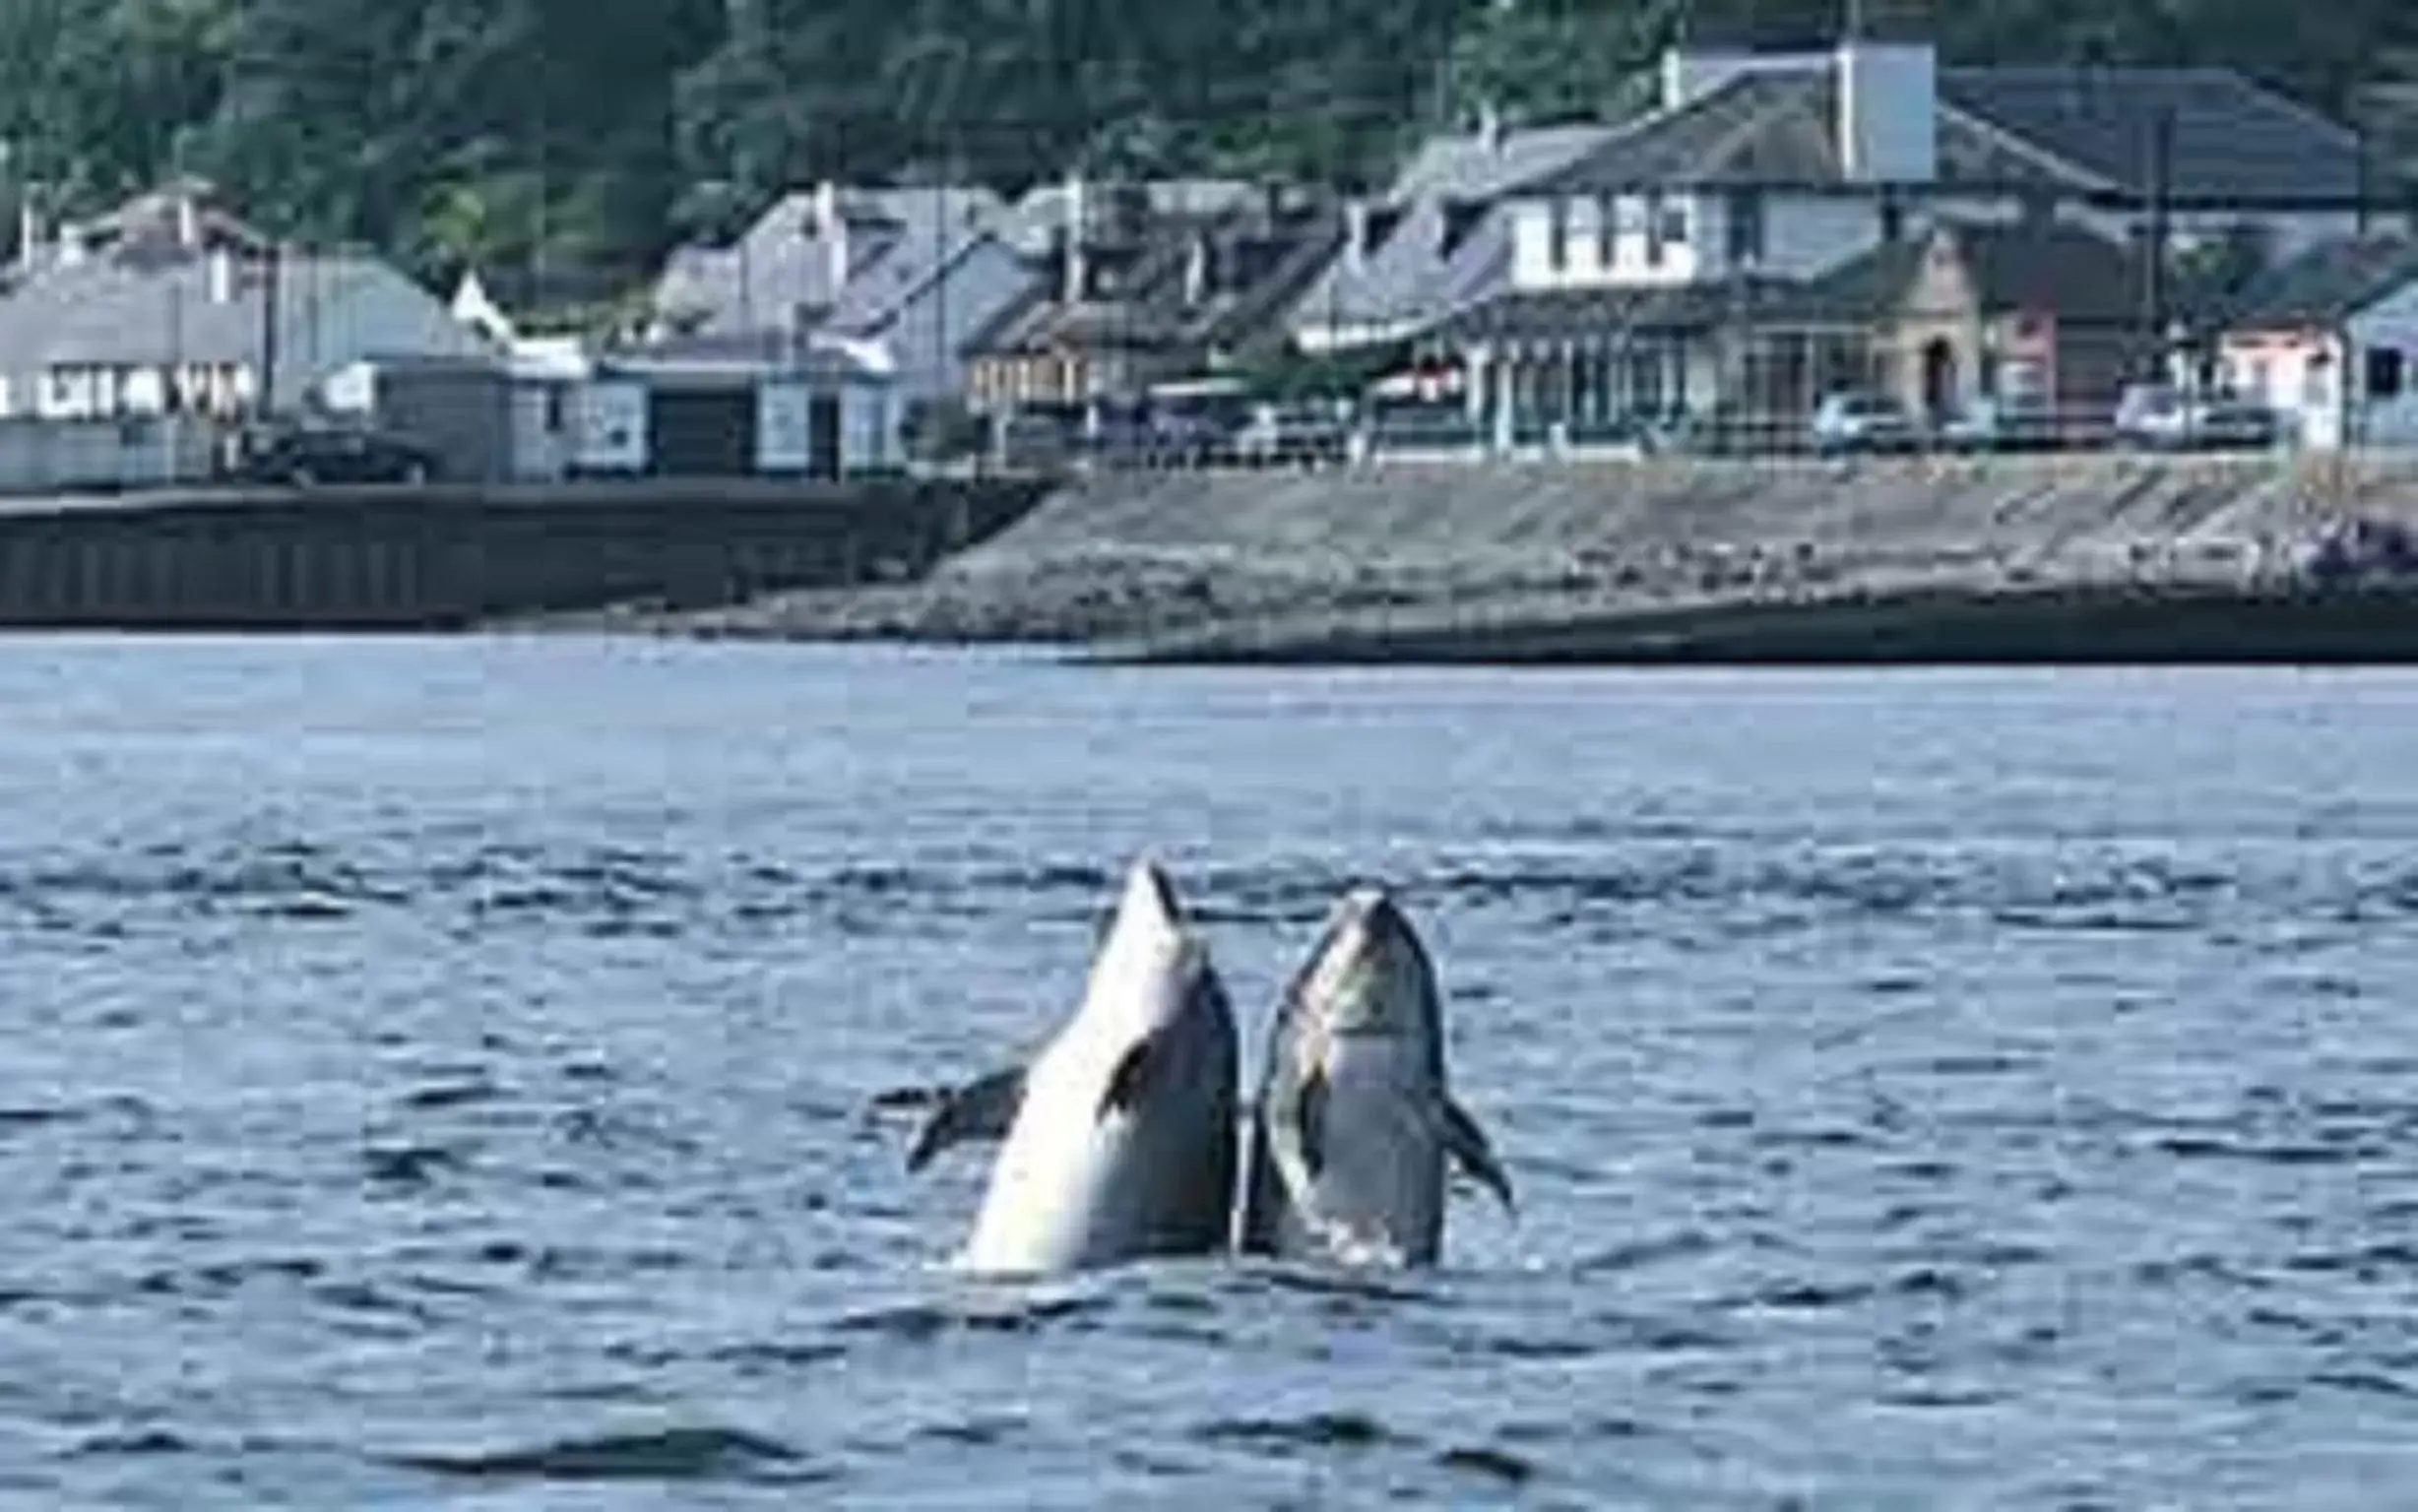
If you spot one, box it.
[2,29,2417,490]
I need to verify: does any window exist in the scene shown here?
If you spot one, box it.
[1658,200,1689,253]
[1597,194,1617,266]
[1879,193,1906,244]
[1614,195,1646,265]
[1725,189,1765,268]
[1644,194,1680,267]
[2368,346,2405,400]
[1546,199,1568,273]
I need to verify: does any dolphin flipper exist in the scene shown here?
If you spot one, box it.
[907,1066,1027,1173]
[1442,1097,1515,1217]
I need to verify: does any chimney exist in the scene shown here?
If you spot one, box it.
[1477,100,1503,154]
[1345,197,1370,275]
[1836,39,1938,184]
[16,199,36,274]
[175,190,200,251]
[1063,173,1087,303]
[814,180,848,298]
[207,246,234,303]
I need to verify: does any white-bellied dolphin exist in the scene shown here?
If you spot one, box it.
[1237,886,1513,1267]
[905,857,1239,1276]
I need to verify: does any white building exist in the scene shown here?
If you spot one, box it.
[0,182,488,423]
[2221,238,2418,450]
[1437,34,2395,439]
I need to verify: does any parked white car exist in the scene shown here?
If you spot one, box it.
[2112,383,2280,451]
[1809,390,1917,455]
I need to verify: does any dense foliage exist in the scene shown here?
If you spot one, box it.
[2,0,2412,317]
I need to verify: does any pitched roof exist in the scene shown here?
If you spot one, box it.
[1288,122,1625,346]
[2223,236,2418,328]
[967,205,1341,361]
[1939,67,2364,203]
[651,183,1007,335]
[1533,69,2091,196]
[0,249,485,371]
[1386,122,1631,203]
[1921,220,2143,323]
[1525,57,2366,204]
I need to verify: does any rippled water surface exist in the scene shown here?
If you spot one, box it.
[5,637,2416,1508]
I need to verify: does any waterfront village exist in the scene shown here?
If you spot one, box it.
[4,28,2418,494]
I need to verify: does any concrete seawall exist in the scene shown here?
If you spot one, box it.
[0,476,1049,630]
[630,452,2418,662]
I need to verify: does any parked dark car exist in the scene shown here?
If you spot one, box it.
[233,424,439,486]
[2191,395,2282,451]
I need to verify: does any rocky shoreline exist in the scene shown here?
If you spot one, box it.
[521,454,2418,662]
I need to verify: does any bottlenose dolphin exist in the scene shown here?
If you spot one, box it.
[1237,886,1513,1267]
[905,858,1239,1276]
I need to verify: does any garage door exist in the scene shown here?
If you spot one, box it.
[648,388,757,477]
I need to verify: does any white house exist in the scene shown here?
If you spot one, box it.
[0,182,490,424]
[2220,237,2418,450]
[1445,34,2394,439]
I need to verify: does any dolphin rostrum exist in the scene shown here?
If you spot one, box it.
[1237,885,1513,1267]
[906,857,1239,1276]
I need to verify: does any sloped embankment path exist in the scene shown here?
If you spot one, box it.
[621,454,2418,661]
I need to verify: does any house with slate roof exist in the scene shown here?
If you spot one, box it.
[1286,120,1629,356]
[961,181,1341,415]
[0,180,489,425]
[1826,219,2147,424]
[648,181,1034,410]
[2218,236,2418,450]
[1437,32,2391,446]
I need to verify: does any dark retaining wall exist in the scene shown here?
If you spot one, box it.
[0,476,1050,630]
[1104,583,2418,666]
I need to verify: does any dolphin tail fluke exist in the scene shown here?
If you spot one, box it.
[1443,1096,1515,1218]
[906,1065,1027,1173]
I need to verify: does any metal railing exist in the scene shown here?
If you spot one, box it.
[976,396,2314,474]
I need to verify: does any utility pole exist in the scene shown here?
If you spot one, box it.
[260,237,282,419]
[2141,105,2175,382]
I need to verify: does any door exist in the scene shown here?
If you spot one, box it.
[808,395,842,479]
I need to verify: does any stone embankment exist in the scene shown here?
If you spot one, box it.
[600,453,2418,662]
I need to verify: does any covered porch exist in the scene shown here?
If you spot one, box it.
[1431,284,1875,452]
